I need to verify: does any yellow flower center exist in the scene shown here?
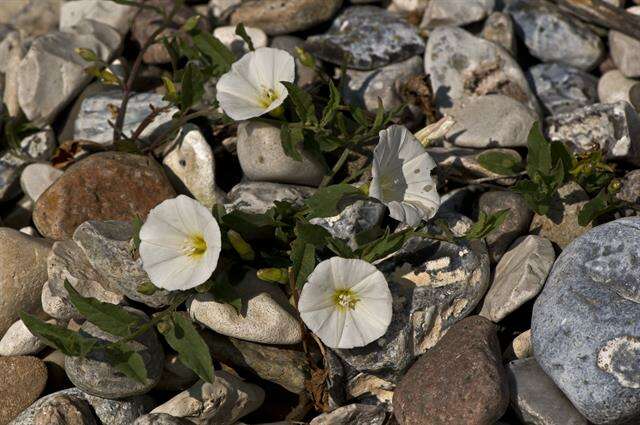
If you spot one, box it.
[184,234,207,259]
[258,87,279,108]
[333,288,360,311]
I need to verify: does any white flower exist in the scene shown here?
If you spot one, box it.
[370,124,440,227]
[216,47,295,120]
[298,257,393,349]
[139,195,221,291]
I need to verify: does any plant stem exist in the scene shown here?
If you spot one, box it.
[319,148,351,188]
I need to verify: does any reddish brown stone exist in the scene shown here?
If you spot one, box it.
[393,316,509,425]
[0,356,48,424]
[33,152,175,240]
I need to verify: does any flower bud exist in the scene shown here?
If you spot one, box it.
[608,178,622,194]
[295,46,316,69]
[137,281,158,295]
[227,229,255,261]
[257,268,289,284]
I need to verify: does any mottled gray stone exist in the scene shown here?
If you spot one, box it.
[479,191,532,263]
[133,414,192,425]
[19,163,63,202]
[545,101,640,165]
[425,25,539,114]
[480,236,555,322]
[507,0,604,71]
[532,217,640,424]
[65,308,163,398]
[482,11,517,56]
[74,90,176,145]
[420,0,494,30]
[18,19,122,126]
[310,200,385,250]
[5,0,60,40]
[309,403,386,425]
[598,70,640,110]
[208,0,242,20]
[507,358,588,425]
[237,121,324,186]
[151,372,265,425]
[9,388,151,425]
[30,394,98,425]
[225,181,315,215]
[428,147,523,186]
[60,0,134,35]
[0,319,46,356]
[527,63,599,115]
[188,272,302,345]
[445,94,536,148]
[73,220,172,308]
[617,169,640,205]
[609,6,640,78]
[305,6,425,70]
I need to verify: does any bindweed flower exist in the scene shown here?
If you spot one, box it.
[370,125,440,227]
[216,47,295,120]
[298,257,392,349]
[139,195,221,291]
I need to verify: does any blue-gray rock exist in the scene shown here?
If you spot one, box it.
[532,217,640,424]
[545,101,640,165]
[133,414,192,425]
[506,0,604,71]
[310,200,385,250]
[507,358,588,425]
[74,90,176,145]
[8,388,151,425]
[225,181,315,215]
[65,308,164,398]
[420,0,494,30]
[304,6,425,70]
[424,25,539,115]
[609,6,640,78]
[527,63,599,115]
[482,11,517,56]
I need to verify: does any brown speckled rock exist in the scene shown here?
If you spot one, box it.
[0,356,48,425]
[393,316,509,425]
[33,152,175,240]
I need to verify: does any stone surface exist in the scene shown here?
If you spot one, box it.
[479,191,532,263]
[527,62,598,115]
[270,35,320,88]
[507,358,587,425]
[428,147,523,186]
[213,25,267,57]
[310,404,386,425]
[19,163,63,202]
[6,0,61,40]
[155,354,198,392]
[529,181,591,249]
[420,0,494,30]
[202,332,308,394]
[598,69,640,110]
[208,0,243,20]
[532,217,640,424]
[0,357,47,424]
[46,240,126,321]
[609,6,640,78]
[225,181,315,214]
[482,12,517,56]
[0,319,46,356]
[305,6,425,70]
[0,228,51,336]
[188,272,302,345]
[230,0,341,36]
[73,220,172,308]
[343,56,424,114]
[74,90,176,146]
[31,395,97,425]
[60,0,134,34]
[41,281,77,323]
[504,329,533,361]
[33,152,175,240]
[617,169,640,204]
[507,0,604,71]
[480,236,555,322]
[425,25,539,114]
[18,19,121,126]
[162,124,223,209]
[545,101,640,165]
[393,316,509,425]
[151,371,265,425]
[1,30,25,117]
[237,121,324,186]
[8,388,151,425]
[133,414,191,425]
[444,94,536,148]
[65,308,163,398]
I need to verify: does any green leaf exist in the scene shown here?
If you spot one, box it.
[222,210,279,237]
[104,342,148,384]
[211,274,242,313]
[20,312,97,357]
[294,222,330,246]
[181,62,204,110]
[280,123,304,161]
[192,32,235,74]
[137,281,158,295]
[180,15,201,32]
[527,121,553,178]
[234,23,254,51]
[162,76,179,103]
[132,215,143,251]
[477,151,524,176]
[75,47,98,62]
[513,180,552,216]
[320,80,341,128]
[100,69,120,86]
[114,139,141,154]
[65,281,143,337]
[578,189,621,226]
[290,239,316,288]
[304,184,365,219]
[161,312,214,383]
[464,210,510,240]
[357,228,414,263]
[282,81,316,124]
